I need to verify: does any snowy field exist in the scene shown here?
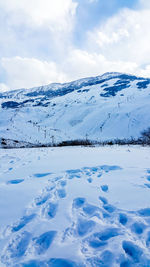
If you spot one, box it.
[0,146,150,266]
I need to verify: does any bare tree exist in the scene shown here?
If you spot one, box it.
[141,128,150,144]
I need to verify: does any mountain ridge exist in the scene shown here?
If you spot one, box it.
[0,72,149,98]
[0,72,150,147]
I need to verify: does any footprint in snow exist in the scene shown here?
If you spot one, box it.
[56,188,67,199]
[32,230,57,255]
[122,240,143,263]
[42,202,58,219]
[7,179,24,185]
[76,218,96,237]
[103,204,116,213]
[35,193,50,206]
[87,250,114,267]
[72,197,86,209]
[82,203,100,217]
[11,214,36,232]
[138,208,150,217]
[130,222,146,235]
[83,227,120,251]
[87,177,93,183]
[99,196,108,205]
[1,231,32,264]
[66,169,82,179]
[101,185,109,192]
[119,213,128,225]
[34,172,52,178]
[59,180,67,187]
[97,173,102,178]
[100,165,122,173]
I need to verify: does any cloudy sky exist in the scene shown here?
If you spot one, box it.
[0,0,150,91]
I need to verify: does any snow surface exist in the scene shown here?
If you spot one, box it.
[1,146,150,266]
[1,72,150,145]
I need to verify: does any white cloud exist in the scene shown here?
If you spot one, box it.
[138,0,150,8]
[1,0,150,92]
[62,1,150,80]
[62,49,138,80]
[78,3,150,78]
[1,57,68,89]
[0,0,77,32]
[0,51,140,92]
[137,65,150,78]
[0,83,10,92]
[0,0,78,87]
[0,0,78,91]
[87,6,150,65]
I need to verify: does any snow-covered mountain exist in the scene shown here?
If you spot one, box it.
[0,72,150,146]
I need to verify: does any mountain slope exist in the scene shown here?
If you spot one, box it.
[0,72,150,146]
